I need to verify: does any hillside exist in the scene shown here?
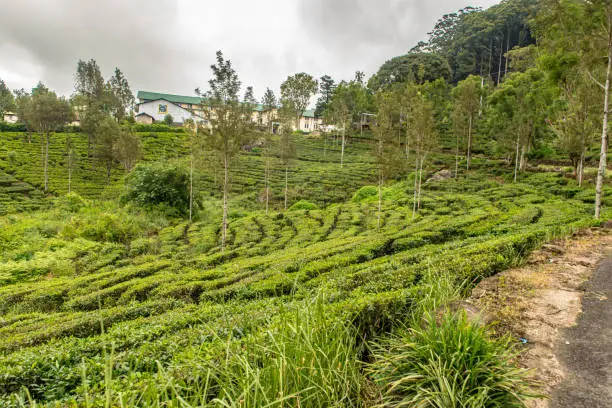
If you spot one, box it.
[0,127,608,406]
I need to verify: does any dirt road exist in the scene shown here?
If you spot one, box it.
[550,250,612,407]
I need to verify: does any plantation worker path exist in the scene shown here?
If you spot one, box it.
[549,243,612,407]
[468,228,612,408]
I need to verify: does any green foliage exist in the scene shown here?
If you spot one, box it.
[369,312,534,407]
[162,113,174,125]
[288,199,318,211]
[122,163,191,216]
[369,52,452,91]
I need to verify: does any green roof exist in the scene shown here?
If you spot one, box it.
[137,91,202,105]
[137,91,307,115]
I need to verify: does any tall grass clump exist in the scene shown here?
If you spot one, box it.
[205,302,364,407]
[368,312,535,408]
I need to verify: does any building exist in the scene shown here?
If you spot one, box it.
[135,90,322,132]
[136,91,203,125]
[2,112,18,124]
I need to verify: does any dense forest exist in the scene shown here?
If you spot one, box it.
[0,0,611,406]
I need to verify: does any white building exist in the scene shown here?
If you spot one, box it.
[135,91,203,125]
[2,112,18,124]
[135,90,322,132]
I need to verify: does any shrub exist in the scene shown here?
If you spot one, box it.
[289,199,318,211]
[122,163,191,217]
[368,312,534,408]
[352,185,378,203]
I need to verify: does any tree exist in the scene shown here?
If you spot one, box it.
[114,127,142,171]
[23,85,72,192]
[96,115,121,183]
[75,59,107,155]
[123,163,191,216]
[163,114,174,125]
[368,52,452,91]
[280,73,318,130]
[107,68,135,121]
[372,91,404,228]
[407,90,437,217]
[261,88,277,213]
[314,75,335,117]
[538,0,612,218]
[452,75,483,173]
[65,136,76,194]
[0,79,15,119]
[199,50,255,249]
[487,69,555,182]
[278,103,297,210]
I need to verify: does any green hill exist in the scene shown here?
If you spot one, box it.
[0,127,610,406]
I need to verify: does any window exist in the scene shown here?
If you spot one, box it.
[158,104,168,114]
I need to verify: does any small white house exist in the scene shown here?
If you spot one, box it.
[3,112,18,124]
[136,98,201,125]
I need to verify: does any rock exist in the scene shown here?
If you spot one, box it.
[573,257,596,267]
[542,244,566,255]
[426,169,452,183]
[602,220,612,229]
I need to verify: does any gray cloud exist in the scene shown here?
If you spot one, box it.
[0,0,498,102]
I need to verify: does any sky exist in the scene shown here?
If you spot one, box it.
[0,0,499,102]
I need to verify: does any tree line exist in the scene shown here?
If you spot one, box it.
[0,0,610,232]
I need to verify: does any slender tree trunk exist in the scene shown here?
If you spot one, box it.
[417,155,424,210]
[44,132,49,192]
[284,165,288,210]
[68,149,72,194]
[466,114,473,170]
[340,123,346,168]
[412,153,419,218]
[189,151,194,222]
[504,26,510,76]
[595,36,612,219]
[222,155,229,251]
[455,132,460,179]
[514,133,520,183]
[377,173,382,230]
[519,146,526,172]
[578,153,585,187]
[265,154,270,214]
[497,38,503,86]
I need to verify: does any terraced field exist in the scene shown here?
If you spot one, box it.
[0,130,376,211]
[0,168,600,405]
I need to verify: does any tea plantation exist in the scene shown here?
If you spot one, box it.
[0,130,609,406]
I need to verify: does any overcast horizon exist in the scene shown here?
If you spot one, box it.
[0,0,499,102]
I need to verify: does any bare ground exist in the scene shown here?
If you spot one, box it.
[466,227,612,408]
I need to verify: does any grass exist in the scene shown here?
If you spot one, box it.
[0,128,610,406]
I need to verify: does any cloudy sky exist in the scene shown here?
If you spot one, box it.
[0,0,499,101]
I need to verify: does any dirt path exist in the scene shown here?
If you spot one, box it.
[467,228,612,408]
[549,249,612,407]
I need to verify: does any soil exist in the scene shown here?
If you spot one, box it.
[466,227,612,408]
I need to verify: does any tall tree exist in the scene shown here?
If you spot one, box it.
[114,127,142,172]
[199,51,255,249]
[372,90,403,228]
[452,75,483,173]
[107,68,135,121]
[278,103,297,210]
[314,75,335,117]
[23,85,72,192]
[538,0,612,218]
[261,88,277,213]
[407,91,438,217]
[280,73,318,130]
[75,59,107,155]
[96,115,121,183]
[0,79,15,119]
[487,69,555,182]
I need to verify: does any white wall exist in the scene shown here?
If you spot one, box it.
[137,99,199,124]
